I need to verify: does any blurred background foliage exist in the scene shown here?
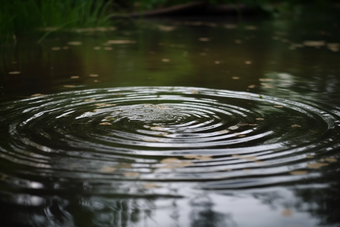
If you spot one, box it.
[0,0,337,40]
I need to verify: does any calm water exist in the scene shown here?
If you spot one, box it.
[1,13,340,227]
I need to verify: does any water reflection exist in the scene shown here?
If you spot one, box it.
[1,13,340,227]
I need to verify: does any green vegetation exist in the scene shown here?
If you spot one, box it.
[0,0,336,41]
[0,0,115,40]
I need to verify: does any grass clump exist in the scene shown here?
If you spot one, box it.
[0,0,115,40]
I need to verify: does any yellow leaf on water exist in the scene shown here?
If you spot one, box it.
[67,41,82,45]
[8,71,21,74]
[307,162,328,169]
[303,40,325,47]
[324,158,337,162]
[70,76,79,79]
[259,78,273,81]
[291,124,301,128]
[107,40,136,44]
[99,166,116,173]
[158,25,176,32]
[150,126,164,131]
[161,158,179,164]
[124,172,140,177]
[63,85,76,88]
[290,170,308,175]
[99,122,112,126]
[255,118,264,121]
[162,59,170,62]
[183,155,197,159]
[31,93,44,97]
[274,105,284,108]
[84,99,95,102]
[245,61,252,64]
[281,209,292,217]
[89,74,99,77]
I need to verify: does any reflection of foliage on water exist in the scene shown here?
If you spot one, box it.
[190,193,237,227]
[252,157,340,227]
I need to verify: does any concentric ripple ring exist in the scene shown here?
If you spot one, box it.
[0,86,339,194]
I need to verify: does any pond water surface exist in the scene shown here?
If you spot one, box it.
[1,13,340,227]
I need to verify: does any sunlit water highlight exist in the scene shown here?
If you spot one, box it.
[1,86,339,199]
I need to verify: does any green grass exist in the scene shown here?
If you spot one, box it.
[0,0,115,40]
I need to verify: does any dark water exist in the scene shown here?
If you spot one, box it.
[1,13,340,227]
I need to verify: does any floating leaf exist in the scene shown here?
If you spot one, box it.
[307,162,328,169]
[161,158,180,164]
[225,24,237,29]
[281,209,292,217]
[89,74,99,77]
[70,76,79,79]
[291,124,301,128]
[63,85,76,88]
[67,41,82,45]
[303,40,325,47]
[99,166,116,173]
[162,59,170,62]
[245,26,257,30]
[84,99,95,102]
[8,71,21,74]
[290,170,308,175]
[199,37,209,41]
[324,158,337,162]
[107,40,136,44]
[99,122,112,126]
[274,105,284,108]
[31,93,44,97]
[245,61,252,64]
[256,118,264,120]
[150,126,164,131]
[124,172,140,177]
[158,25,176,32]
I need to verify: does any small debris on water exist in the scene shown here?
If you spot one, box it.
[281,209,293,217]
[89,74,99,77]
[290,170,308,175]
[162,59,170,62]
[99,166,116,173]
[106,40,136,44]
[291,124,301,128]
[99,122,112,126]
[143,183,161,189]
[124,172,140,178]
[199,37,209,41]
[70,76,79,79]
[67,41,82,45]
[8,71,21,75]
[307,162,328,169]
[31,93,44,97]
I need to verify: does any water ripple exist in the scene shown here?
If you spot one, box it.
[0,87,339,195]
